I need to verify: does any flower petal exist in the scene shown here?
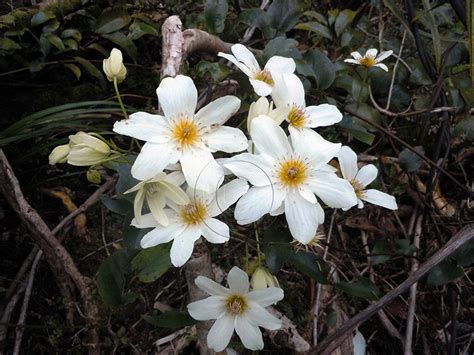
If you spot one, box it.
[366,48,378,57]
[113,112,170,143]
[251,115,291,159]
[133,187,146,224]
[224,153,273,187]
[344,59,360,64]
[246,302,282,330]
[207,314,236,352]
[147,192,168,226]
[131,142,180,180]
[140,222,185,248]
[218,52,253,77]
[350,51,362,60]
[373,63,388,72]
[308,171,358,209]
[187,296,226,320]
[180,149,224,193]
[290,127,341,166]
[361,189,398,210]
[132,212,159,228]
[249,78,273,97]
[271,73,305,108]
[208,179,249,217]
[195,95,241,127]
[355,164,378,187]
[337,146,358,180]
[234,317,264,350]
[195,276,231,297]
[231,44,260,71]
[204,126,248,153]
[376,50,393,62]
[247,287,284,307]
[264,56,296,74]
[304,103,343,128]
[169,226,202,266]
[157,75,197,119]
[228,266,249,294]
[234,185,285,224]
[284,191,322,244]
[201,217,230,243]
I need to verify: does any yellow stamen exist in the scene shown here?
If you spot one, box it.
[254,69,274,86]
[277,158,308,188]
[180,201,207,225]
[287,105,306,128]
[350,179,365,197]
[225,295,247,315]
[171,116,199,148]
[359,56,377,68]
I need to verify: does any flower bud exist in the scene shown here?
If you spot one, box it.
[250,267,279,290]
[49,144,70,165]
[87,167,102,184]
[67,132,111,166]
[103,48,127,83]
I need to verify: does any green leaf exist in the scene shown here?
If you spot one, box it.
[372,240,391,265]
[122,224,148,250]
[101,195,132,215]
[63,38,78,50]
[336,277,380,300]
[87,43,109,57]
[453,115,474,142]
[421,0,441,70]
[64,63,81,80]
[196,61,232,82]
[96,250,132,307]
[143,311,197,329]
[266,0,300,36]
[31,11,55,27]
[344,102,382,131]
[42,19,60,34]
[290,251,329,284]
[339,116,375,145]
[46,33,65,51]
[128,20,159,40]
[382,0,413,36]
[0,37,21,51]
[453,240,474,267]
[102,31,137,62]
[264,37,301,60]
[131,245,171,283]
[73,56,106,89]
[295,21,332,40]
[334,9,357,37]
[95,7,131,34]
[262,223,293,274]
[427,260,464,286]
[204,0,229,34]
[351,78,369,103]
[61,29,82,42]
[399,146,424,172]
[297,49,335,89]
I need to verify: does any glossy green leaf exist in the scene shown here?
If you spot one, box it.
[334,9,357,37]
[205,0,229,34]
[338,116,375,145]
[102,31,137,62]
[131,245,171,283]
[295,21,332,40]
[399,146,424,172]
[264,37,301,60]
[74,56,106,89]
[297,49,335,89]
[46,33,65,51]
[101,195,132,215]
[143,311,197,329]
[336,277,380,300]
[61,29,82,42]
[290,251,329,284]
[96,250,132,307]
[95,7,131,34]
[64,63,81,80]
[351,78,369,103]
[266,0,300,36]
[31,11,55,27]
[345,102,382,131]
[128,20,159,40]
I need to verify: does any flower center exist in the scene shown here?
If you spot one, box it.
[180,201,207,225]
[277,158,308,188]
[359,56,377,67]
[287,105,306,128]
[350,179,365,197]
[171,116,199,149]
[225,295,247,315]
[254,69,274,86]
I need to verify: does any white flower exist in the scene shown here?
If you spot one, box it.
[247,97,286,134]
[125,169,189,226]
[344,48,393,72]
[187,266,283,352]
[224,116,357,244]
[218,44,296,97]
[133,179,249,267]
[67,132,111,166]
[337,146,398,210]
[49,144,70,165]
[113,75,248,192]
[103,48,127,83]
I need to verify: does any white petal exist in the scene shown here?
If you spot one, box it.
[224,153,274,187]
[207,315,236,352]
[160,181,189,205]
[247,287,284,307]
[187,296,226,320]
[271,73,305,108]
[157,75,197,119]
[131,142,180,180]
[140,223,185,248]
[249,78,273,97]
[180,149,224,193]
[228,266,249,294]
[337,146,358,180]
[246,302,282,330]
[170,227,202,266]
[376,50,393,62]
[366,48,378,58]
[147,193,168,226]
[251,116,291,159]
[290,127,341,166]
[350,51,362,60]
[264,56,296,74]
[284,191,321,244]
[299,185,317,204]
[361,189,398,210]
[208,179,249,217]
[308,171,358,209]
[195,96,241,127]
[344,59,360,64]
[374,63,389,72]
[201,218,230,243]
[204,126,248,153]
[355,164,378,187]
[195,276,231,297]
[304,104,343,128]
[234,317,264,350]
[132,212,159,228]
[218,52,253,77]
[113,112,170,143]
[231,44,260,71]
[133,187,146,224]
[234,185,285,224]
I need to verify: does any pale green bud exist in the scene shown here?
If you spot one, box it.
[250,267,279,290]
[67,132,111,166]
[49,144,70,165]
[87,168,102,184]
[103,48,127,83]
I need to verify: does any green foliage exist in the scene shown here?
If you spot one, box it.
[143,311,197,328]
[336,277,381,300]
[297,49,335,89]
[427,260,464,286]
[131,245,172,283]
[399,146,425,173]
[205,0,229,34]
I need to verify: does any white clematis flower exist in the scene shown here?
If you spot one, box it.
[187,266,283,352]
[133,179,249,267]
[218,44,296,97]
[103,48,127,83]
[224,116,357,244]
[125,169,189,226]
[344,48,393,72]
[247,97,287,134]
[113,75,248,192]
[337,146,398,210]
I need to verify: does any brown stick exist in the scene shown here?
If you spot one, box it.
[314,224,474,354]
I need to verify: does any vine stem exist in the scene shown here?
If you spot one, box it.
[254,223,262,267]
[113,77,128,119]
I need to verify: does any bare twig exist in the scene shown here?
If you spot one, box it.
[386,30,407,110]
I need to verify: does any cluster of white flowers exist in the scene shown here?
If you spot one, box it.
[48,45,396,352]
